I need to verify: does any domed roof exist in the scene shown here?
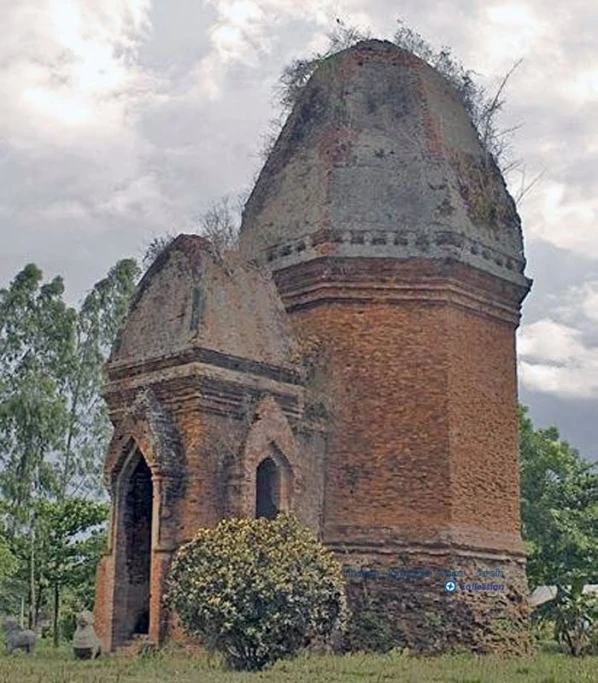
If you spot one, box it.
[110,235,298,368]
[239,39,527,286]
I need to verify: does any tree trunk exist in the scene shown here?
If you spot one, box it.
[53,582,60,647]
[28,516,35,630]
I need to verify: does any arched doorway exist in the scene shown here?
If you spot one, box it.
[255,457,281,519]
[113,449,153,645]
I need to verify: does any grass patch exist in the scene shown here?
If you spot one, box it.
[0,644,597,682]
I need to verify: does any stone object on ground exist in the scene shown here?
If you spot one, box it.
[73,610,102,659]
[3,619,36,654]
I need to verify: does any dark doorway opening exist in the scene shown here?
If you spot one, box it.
[113,452,153,645]
[126,456,152,635]
[255,457,281,520]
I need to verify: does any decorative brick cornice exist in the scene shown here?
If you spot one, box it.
[274,256,530,325]
[262,228,528,287]
[105,346,303,385]
[104,364,304,423]
[324,529,527,559]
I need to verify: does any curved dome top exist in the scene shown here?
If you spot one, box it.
[239,39,527,285]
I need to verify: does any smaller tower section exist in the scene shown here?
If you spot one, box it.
[94,237,322,651]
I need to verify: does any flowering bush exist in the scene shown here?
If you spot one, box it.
[165,514,347,670]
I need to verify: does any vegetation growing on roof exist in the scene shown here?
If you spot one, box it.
[265,19,521,174]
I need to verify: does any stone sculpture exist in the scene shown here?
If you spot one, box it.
[73,610,102,659]
[3,619,36,654]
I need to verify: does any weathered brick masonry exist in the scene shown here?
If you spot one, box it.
[95,39,532,653]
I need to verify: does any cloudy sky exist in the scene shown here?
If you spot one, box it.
[1,0,597,460]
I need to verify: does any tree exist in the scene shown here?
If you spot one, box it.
[0,266,77,627]
[33,498,108,647]
[535,582,598,656]
[519,405,598,589]
[0,265,75,524]
[59,258,139,499]
[166,514,347,671]
[519,405,598,654]
[0,259,138,629]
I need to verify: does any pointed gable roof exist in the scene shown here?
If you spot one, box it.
[110,234,298,368]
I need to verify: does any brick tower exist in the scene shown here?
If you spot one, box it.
[239,40,532,650]
[95,39,532,653]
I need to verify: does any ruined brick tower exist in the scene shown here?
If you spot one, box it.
[95,40,531,652]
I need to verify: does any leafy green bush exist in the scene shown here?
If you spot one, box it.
[165,514,347,671]
[534,582,598,656]
[342,606,397,653]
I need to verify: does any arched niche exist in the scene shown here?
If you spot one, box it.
[241,396,301,518]
[255,451,293,519]
[255,448,293,519]
[112,446,154,646]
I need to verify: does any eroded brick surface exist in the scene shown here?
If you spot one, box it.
[95,39,532,654]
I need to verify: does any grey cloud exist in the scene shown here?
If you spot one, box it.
[520,388,598,462]
[1,0,597,458]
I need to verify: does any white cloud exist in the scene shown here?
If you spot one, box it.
[482,2,546,67]
[518,319,585,364]
[562,67,598,105]
[522,179,598,256]
[518,284,598,398]
[191,0,372,98]
[0,0,153,146]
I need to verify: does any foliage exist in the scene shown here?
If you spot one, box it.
[196,194,242,259]
[519,405,598,656]
[276,20,371,113]
[519,405,598,589]
[272,19,519,174]
[142,233,177,269]
[0,265,76,521]
[0,259,139,512]
[61,258,139,498]
[533,582,598,656]
[392,22,521,168]
[342,606,396,653]
[0,532,17,603]
[141,194,242,268]
[35,498,108,646]
[166,514,347,671]
[0,259,138,631]
[264,21,370,161]
[31,498,108,590]
[5,498,108,644]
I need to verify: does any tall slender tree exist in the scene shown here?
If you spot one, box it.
[0,265,75,526]
[0,259,139,629]
[58,259,139,499]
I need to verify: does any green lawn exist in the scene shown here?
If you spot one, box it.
[0,646,597,683]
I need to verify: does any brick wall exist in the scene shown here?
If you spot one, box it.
[446,305,524,552]
[290,300,453,543]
